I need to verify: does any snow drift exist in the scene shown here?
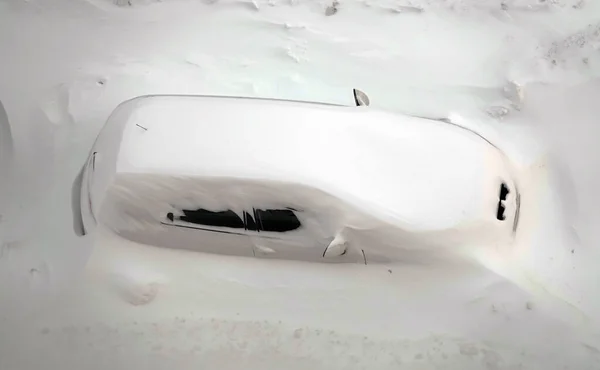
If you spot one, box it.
[2,0,600,369]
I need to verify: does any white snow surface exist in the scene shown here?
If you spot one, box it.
[107,95,512,231]
[1,0,600,369]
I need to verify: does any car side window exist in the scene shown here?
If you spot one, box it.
[243,211,258,231]
[165,207,302,233]
[255,209,301,232]
[175,208,245,229]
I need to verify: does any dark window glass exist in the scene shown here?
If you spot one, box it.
[244,211,258,231]
[177,208,244,229]
[496,202,506,221]
[256,209,301,232]
[499,183,510,201]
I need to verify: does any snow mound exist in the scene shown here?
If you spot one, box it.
[95,0,588,13]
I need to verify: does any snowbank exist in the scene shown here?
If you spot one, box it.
[1,0,600,369]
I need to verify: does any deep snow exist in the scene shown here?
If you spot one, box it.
[2,0,600,369]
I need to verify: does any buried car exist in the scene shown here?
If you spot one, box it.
[72,91,520,264]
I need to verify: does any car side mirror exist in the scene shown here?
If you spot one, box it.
[353,88,370,107]
[323,233,349,258]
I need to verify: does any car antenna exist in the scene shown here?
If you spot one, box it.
[353,88,370,107]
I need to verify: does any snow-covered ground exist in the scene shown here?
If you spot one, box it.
[1,0,600,369]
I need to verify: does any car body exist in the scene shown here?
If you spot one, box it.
[72,93,520,264]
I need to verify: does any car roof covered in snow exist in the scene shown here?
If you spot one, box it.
[96,94,507,231]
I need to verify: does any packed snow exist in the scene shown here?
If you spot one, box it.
[1,0,600,369]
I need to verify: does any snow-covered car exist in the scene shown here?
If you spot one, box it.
[72,91,520,264]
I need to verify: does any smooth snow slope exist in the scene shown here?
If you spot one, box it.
[1,0,600,369]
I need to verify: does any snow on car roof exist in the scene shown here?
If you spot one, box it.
[106,94,502,230]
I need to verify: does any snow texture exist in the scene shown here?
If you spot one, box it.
[1,0,600,369]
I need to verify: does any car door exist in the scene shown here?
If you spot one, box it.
[247,208,364,264]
